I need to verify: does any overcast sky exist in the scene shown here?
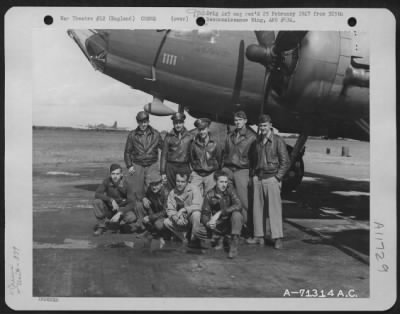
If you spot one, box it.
[32,29,194,130]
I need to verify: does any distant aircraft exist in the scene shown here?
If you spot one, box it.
[67,29,369,191]
[87,121,126,130]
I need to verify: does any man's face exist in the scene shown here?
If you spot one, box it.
[199,127,209,140]
[150,181,162,193]
[110,168,122,183]
[175,174,188,192]
[234,117,247,130]
[216,175,228,192]
[259,121,272,135]
[173,120,184,132]
[138,119,149,131]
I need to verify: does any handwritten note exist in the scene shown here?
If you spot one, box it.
[374,221,389,272]
[8,246,22,295]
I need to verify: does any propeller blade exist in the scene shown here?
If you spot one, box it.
[274,31,307,53]
[252,32,276,116]
[252,31,306,118]
[254,31,275,47]
[260,71,272,115]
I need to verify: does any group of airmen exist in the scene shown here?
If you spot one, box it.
[92,109,291,259]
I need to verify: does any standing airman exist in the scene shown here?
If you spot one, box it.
[222,111,256,232]
[160,112,193,189]
[189,118,221,195]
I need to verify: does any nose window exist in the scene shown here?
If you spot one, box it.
[85,34,107,72]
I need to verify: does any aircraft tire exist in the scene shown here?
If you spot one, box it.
[282,144,305,194]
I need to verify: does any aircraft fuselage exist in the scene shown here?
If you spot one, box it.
[68,29,369,140]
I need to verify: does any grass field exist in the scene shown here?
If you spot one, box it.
[33,128,369,180]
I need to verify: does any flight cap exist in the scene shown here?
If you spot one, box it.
[171,112,186,122]
[234,110,247,119]
[148,172,162,184]
[194,118,211,129]
[136,111,149,122]
[258,114,272,124]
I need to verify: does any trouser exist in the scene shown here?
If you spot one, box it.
[193,211,243,240]
[126,161,159,199]
[143,217,167,237]
[252,176,283,239]
[133,200,146,228]
[190,171,215,196]
[165,162,191,190]
[222,167,250,224]
[92,199,136,229]
[163,211,201,241]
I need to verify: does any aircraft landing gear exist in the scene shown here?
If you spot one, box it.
[282,133,308,194]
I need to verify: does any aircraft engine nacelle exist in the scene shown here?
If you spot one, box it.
[143,97,176,116]
[283,31,369,118]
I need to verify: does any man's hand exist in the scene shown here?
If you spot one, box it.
[211,211,221,221]
[161,174,167,184]
[206,221,216,230]
[207,211,221,229]
[178,208,187,216]
[143,216,150,224]
[111,199,119,211]
[128,166,135,175]
[110,211,122,223]
[171,214,179,224]
[142,197,151,209]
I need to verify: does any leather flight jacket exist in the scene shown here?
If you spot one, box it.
[190,134,221,176]
[95,177,132,207]
[223,127,256,170]
[250,131,291,181]
[200,184,242,225]
[124,126,162,168]
[144,185,170,222]
[160,128,193,174]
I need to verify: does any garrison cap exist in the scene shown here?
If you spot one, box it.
[148,172,162,184]
[136,111,149,122]
[258,114,272,124]
[194,118,211,129]
[171,112,186,122]
[234,110,247,119]
[110,163,122,173]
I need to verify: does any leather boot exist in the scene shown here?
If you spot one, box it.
[228,235,239,259]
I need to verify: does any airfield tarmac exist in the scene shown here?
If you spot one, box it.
[33,128,370,297]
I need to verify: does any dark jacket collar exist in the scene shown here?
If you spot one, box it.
[194,133,214,145]
[212,185,231,197]
[108,176,124,187]
[169,127,189,137]
[135,125,154,135]
[258,129,274,143]
[234,127,248,137]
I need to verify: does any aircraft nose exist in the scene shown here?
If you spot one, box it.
[67,29,108,72]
